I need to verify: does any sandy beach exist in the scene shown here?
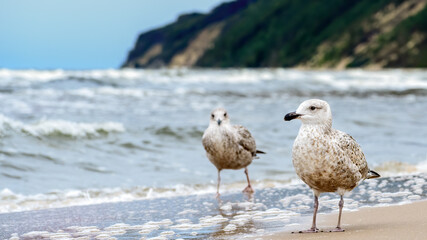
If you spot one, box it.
[259,200,427,240]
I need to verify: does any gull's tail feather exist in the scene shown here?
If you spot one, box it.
[256,150,266,154]
[253,150,266,159]
[367,170,380,179]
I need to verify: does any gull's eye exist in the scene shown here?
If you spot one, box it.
[211,114,214,118]
[310,106,316,111]
[224,112,227,117]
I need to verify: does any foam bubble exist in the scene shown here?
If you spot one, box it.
[220,203,232,211]
[104,223,130,232]
[94,233,112,239]
[141,223,161,231]
[223,223,237,232]
[177,209,199,215]
[280,194,311,208]
[21,231,51,238]
[230,214,251,226]
[378,198,393,203]
[159,231,175,236]
[200,215,228,225]
[147,236,168,240]
[170,222,201,230]
[407,195,421,200]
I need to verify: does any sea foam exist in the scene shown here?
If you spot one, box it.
[2,69,427,92]
[0,114,125,138]
[0,172,425,214]
[0,180,295,213]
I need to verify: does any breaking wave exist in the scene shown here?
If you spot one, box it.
[150,126,204,140]
[1,169,426,214]
[0,179,303,213]
[0,114,125,138]
[1,158,427,214]
[1,68,427,91]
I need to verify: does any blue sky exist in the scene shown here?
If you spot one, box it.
[0,0,225,69]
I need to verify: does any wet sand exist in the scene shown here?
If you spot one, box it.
[259,200,427,240]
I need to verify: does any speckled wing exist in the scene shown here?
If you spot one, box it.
[202,132,214,155]
[233,125,257,156]
[335,130,369,178]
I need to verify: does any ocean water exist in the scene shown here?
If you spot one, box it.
[0,69,426,214]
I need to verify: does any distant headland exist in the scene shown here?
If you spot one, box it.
[122,0,427,69]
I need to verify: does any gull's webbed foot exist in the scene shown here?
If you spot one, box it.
[329,227,345,232]
[292,227,319,233]
[242,185,254,193]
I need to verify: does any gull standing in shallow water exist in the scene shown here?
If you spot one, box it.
[284,99,380,232]
[202,108,265,197]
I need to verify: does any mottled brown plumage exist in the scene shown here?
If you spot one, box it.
[202,108,264,197]
[293,128,369,194]
[285,99,380,232]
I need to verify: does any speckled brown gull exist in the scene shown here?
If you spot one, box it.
[284,99,380,233]
[202,108,265,198]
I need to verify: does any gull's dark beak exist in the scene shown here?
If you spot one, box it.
[284,112,301,121]
[217,119,222,125]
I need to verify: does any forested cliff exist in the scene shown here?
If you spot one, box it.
[123,0,427,68]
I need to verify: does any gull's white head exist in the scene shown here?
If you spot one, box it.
[284,99,332,126]
[210,108,230,126]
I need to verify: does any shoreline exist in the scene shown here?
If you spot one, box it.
[0,173,425,239]
[258,200,427,240]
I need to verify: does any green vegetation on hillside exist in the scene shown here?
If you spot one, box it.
[123,0,427,68]
[374,5,427,67]
[125,0,255,67]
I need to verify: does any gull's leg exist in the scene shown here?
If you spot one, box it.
[294,192,319,233]
[331,195,345,232]
[242,167,254,193]
[216,170,221,198]
[310,194,319,231]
